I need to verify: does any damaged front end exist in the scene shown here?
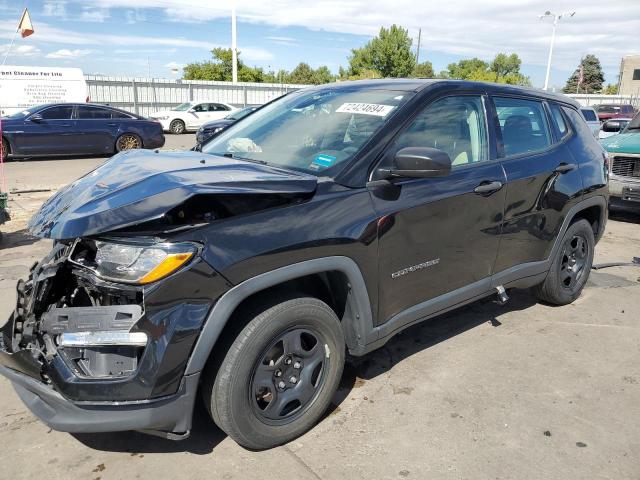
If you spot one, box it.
[0,236,227,438]
[0,149,318,437]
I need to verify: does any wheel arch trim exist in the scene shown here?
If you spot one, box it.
[184,256,373,375]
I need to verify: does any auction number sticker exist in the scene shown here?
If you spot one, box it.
[336,103,395,117]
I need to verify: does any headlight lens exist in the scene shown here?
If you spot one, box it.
[73,241,196,284]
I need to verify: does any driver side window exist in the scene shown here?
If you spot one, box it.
[390,95,489,168]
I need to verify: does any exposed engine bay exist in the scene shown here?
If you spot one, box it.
[2,240,145,381]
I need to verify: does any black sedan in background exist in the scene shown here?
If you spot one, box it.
[195,106,257,148]
[1,103,165,160]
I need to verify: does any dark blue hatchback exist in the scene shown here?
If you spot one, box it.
[1,103,165,160]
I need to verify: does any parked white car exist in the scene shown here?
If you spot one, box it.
[149,101,237,134]
[579,107,600,138]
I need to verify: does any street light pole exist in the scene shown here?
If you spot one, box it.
[231,1,238,83]
[540,10,575,91]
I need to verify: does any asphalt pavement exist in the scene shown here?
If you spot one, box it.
[0,138,639,479]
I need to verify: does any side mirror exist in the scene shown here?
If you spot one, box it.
[29,113,43,122]
[188,108,196,113]
[380,147,452,180]
[602,121,622,133]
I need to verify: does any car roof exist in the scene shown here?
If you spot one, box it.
[32,103,141,117]
[305,78,581,108]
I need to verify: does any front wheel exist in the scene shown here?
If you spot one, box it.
[169,119,185,134]
[202,297,345,450]
[534,219,595,305]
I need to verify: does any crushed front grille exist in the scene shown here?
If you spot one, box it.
[612,156,640,179]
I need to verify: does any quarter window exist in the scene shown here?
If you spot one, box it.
[39,105,73,120]
[390,95,489,168]
[494,97,551,157]
[549,103,570,139]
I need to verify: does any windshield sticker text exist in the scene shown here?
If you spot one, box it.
[336,103,395,117]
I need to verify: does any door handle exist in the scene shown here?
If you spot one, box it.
[60,124,72,127]
[554,163,577,174]
[474,181,503,195]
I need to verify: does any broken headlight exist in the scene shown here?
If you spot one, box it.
[71,240,196,284]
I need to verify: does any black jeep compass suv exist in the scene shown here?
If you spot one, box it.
[0,80,608,449]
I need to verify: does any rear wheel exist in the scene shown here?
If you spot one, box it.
[534,219,594,305]
[115,133,142,152]
[169,119,185,134]
[202,297,345,450]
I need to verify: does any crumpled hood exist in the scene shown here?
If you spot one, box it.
[600,132,640,154]
[28,150,318,240]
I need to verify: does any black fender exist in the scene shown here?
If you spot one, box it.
[184,256,374,375]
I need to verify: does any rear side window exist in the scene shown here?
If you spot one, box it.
[39,105,73,120]
[210,103,230,111]
[581,109,597,122]
[549,103,570,139]
[77,106,112,119]
[494,97,551,157]
[111,110,133,119]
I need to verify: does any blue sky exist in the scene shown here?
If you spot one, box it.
[1,0,638,90]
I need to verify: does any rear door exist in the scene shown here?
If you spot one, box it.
[15,105,75,155]
[371,93,506,325]
[491,96,584,274]
[74,105,120,154]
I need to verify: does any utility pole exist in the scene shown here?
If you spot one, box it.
[231,1,238,83]
[415,28,421,65]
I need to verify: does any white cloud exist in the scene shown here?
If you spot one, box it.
[46,48,91,59]
[80,8,110,22]
[42,1,67,18]
[266,36,297,46]
[125,9,146,24]
[0,44,41,57]
[165,61,184,69]
[59,0,640,73]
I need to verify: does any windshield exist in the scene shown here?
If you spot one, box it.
[4,107,38,119]
[172,102,193,111]
[227,107,255,121]
[626,112,640,130]
[202,87,411,176]
[595,104,620,113]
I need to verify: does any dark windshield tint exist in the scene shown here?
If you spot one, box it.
[202,87,412,176]
[581,109,597,122]
[77,106,112,119]
[627,112,640,130]
[227,107,256,121]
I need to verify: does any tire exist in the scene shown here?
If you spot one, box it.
[1,138,9,161]
[534,219,595,305]
[115,133,143,152]
[169,119,185,134]
[202,297,345,450]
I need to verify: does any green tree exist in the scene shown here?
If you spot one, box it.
[603,83,619,95]
[411,61,434,78]
[563,54,605,94]
[444,53,530,86]
[284,63,335,84]
[346,25,415,78]
[183,47,266,82]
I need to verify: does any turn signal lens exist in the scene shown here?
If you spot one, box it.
[139,252,194,284]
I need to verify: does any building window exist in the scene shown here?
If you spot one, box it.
[633,69,640,81]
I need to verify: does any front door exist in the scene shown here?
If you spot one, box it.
[370,94,506,324]
[17,105,75,155]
